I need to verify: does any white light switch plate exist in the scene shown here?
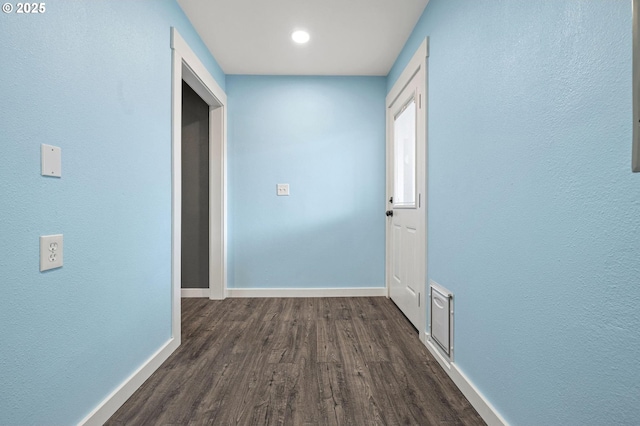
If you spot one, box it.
[40,234,63,271]
[41,144,61,177]
[277,183,290,196]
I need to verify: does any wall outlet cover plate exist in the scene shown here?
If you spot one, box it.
[40,234,63,271]
[41,144,62,177]
[276,183,290,196]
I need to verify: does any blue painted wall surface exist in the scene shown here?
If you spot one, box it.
[227,76,386,289]
[389,1,640,424]
[0,1,224,424]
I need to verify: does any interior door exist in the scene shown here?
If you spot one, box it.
[387,68,425,331]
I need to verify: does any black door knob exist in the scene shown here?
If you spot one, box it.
[386,210,393,217]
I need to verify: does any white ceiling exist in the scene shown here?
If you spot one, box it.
[177,0,429,76]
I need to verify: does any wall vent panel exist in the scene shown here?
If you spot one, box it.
[429,281,453,361]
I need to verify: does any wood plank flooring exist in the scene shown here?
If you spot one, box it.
[106,297,485,426]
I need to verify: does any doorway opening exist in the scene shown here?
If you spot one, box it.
[171,28,227,346]
[181,81,210,292]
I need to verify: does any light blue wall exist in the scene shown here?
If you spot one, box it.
[389,1,640,425]
[0,1,224,424]
[227,76,386,289]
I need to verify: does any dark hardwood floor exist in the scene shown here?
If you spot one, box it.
[106,297,485,425]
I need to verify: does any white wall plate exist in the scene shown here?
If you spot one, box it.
[276,183,290,196]
[40,234,63,271]
[41,144,62,177]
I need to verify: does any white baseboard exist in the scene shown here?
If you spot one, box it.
[423,333,508,426]
[227,287,386,298]
[181,288,210,298]
[78,337,179,426]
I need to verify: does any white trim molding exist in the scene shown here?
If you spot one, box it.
[386,38,429,114]
[227,287,387,298]
[181,288,211,298]
[78,338,179,426]
[170,29,227,106]
[423,333,509,426]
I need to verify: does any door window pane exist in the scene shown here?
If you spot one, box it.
[393,99,416,207]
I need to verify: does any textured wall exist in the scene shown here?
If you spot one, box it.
[0,1,224,424]
[389,1,640,424]
[227,76,386,289]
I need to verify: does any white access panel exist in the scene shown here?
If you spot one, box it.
[430,282,453,358]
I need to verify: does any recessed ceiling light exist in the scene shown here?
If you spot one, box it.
[291,30,310,44]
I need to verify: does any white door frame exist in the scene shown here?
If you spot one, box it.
[386,38,428,344]
[171,28,227,342]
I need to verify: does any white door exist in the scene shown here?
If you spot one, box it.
[386,63,426,332]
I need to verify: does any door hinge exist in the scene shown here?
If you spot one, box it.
[418,293,421,307]
[418,193,421,208]
[419,94,422,109]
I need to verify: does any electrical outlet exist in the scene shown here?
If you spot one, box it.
[276,183,290,196]
[40,234,63,271]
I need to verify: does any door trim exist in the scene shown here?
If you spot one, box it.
[171,28,228,344]
[386,38,429,343]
